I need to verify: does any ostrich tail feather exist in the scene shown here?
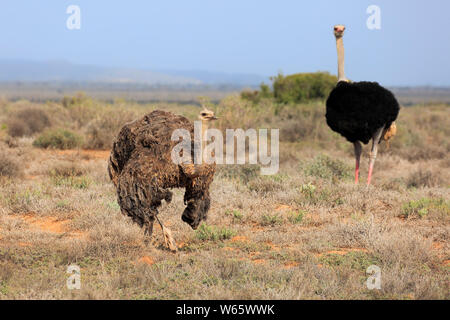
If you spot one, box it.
[383,122,397,149]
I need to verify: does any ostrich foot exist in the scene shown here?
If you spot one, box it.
[155,216,177,252]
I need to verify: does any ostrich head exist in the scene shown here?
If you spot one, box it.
[333,24,346,38]
[182,194,211,230]
[198,107,218,121]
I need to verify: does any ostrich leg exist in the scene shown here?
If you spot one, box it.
[144,220,154,238]
[367,127,385,186]
[155,215,177,252]
[353,141,362,184]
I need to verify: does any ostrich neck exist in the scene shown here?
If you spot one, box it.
[336,37,347,82]
[201,120,209,149]
[200,120,213,163]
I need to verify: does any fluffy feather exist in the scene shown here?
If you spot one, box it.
[108,110,216,234]
[326,81,400,144]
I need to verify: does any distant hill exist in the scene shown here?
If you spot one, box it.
[0,59,267,86]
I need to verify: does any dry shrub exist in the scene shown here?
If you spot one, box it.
[217,164,260,184]
[7,108,51,137]
[216,95,269,132]
[391,105,449,162]
[0,152,22,177]
[247,176,285,194]
[303,154,351,181]
[84,110,137,150]
[406,168,443,188]
[400,145,447,162]
[281,118,316,142]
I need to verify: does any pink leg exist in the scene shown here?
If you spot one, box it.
[367,162,374,186]
[353,142,362,184]
[367,127,384,186]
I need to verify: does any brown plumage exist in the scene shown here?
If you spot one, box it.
[108,109,217,248]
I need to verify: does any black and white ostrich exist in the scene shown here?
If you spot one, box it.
[326,25,400,185]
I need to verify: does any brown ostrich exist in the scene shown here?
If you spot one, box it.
[108,108,218,250]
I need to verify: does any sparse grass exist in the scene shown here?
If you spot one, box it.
[47,161,87,177]
[51,175,91,189]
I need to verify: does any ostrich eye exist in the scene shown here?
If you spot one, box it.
[334,27,338,31]
[201,113,207,116]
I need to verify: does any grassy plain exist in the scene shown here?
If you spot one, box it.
[0,95,448,299]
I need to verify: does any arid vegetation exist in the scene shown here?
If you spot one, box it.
[0,93,448,299]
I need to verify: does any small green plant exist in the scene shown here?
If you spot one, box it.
[401,199,429,218]
[195,224,236,241]
[33,128,83,149]
[260,213,282,226]
[300,183,316,198]
[288,210,305,224]
[401,198,449,219]
[55,200,70,210]
[0,280,9,295]
[107,201,121,211]
[304,155,351,180]
[225,209,243,220]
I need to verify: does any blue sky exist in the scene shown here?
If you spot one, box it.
[1,1,449,86]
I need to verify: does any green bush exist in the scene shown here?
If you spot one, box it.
[195,224,236,241]
[288,210,305,224]
[273,72,337,104]
[33,128,83,149]
[400,198,449,219]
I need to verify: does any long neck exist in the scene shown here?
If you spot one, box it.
[201,120,209,149]
[336,37,347,82]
